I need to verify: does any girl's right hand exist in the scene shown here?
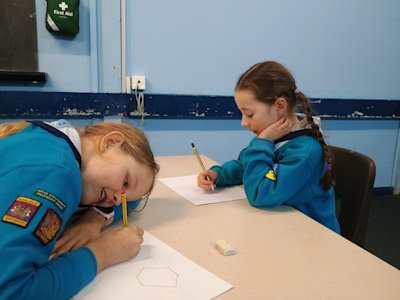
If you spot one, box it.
[87,225,144,273]
[197,170,217,190]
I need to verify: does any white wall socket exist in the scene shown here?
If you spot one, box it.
[131,76,146,90]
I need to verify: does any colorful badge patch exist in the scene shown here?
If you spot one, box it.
[34,208,62,245]
[34,189,66,212]
[265,164,279,181]
[2,197,41,228]
[265,170,276,180]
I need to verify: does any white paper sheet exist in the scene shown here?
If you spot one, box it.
[74,231,232,300]
[159,175,246,205]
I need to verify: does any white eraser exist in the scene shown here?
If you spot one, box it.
[215,239,236,256]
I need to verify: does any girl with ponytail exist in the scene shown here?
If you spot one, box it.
[197,61,340,233]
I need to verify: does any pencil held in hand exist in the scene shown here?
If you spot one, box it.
[191,143,215,191]
[121,191,128,227]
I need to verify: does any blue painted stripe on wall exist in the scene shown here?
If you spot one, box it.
[0,91,399,119]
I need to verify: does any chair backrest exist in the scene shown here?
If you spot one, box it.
[328,146,376,247]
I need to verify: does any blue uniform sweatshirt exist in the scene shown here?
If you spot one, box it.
[211,135,340,233]
[0,124,97,300]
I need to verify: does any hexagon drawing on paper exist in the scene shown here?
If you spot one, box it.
[137,266,179,287]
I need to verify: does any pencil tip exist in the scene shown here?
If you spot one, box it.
[191,142,195,148]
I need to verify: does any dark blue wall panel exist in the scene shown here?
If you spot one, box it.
[1,91,399,119]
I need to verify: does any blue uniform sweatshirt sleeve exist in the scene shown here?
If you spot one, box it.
[240,137,324,208]
[210,159,244,187]
[0,165,98,300]
[13,247,97,300]
[210,145,254,187]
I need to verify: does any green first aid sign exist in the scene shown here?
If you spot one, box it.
[46,0,80,35]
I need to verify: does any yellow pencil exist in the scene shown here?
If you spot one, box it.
[121,191,128,227]
[191,143,215,191]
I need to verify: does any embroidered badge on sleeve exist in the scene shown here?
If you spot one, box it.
[34,188,67,212]
[33,209,62,245]
[265,170,276,180]
[265,163,279,181]
[2,197,41,228]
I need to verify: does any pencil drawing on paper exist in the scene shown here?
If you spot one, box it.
[137,266,179,287]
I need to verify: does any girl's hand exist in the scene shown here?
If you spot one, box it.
[87,225,144,272]
[197,170,217,191]
[51,209,106,259]
[258,118,293,141]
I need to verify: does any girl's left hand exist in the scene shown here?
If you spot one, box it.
[51,209,106,258]
[258,117,293,141]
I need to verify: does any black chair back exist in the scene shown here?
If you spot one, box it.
[329,146,376,247]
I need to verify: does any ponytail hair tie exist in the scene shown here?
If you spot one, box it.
[294,88,301,94]
[326,163,332,171]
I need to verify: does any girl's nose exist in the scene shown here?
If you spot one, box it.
[241,116,249,127]
[113,193,122,206]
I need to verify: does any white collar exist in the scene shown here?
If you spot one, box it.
[274,114,323,151]
[45,119,81,155]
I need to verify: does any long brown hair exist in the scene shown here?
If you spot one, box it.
[236,61,333,190]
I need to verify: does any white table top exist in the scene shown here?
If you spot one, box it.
[131,155,400,300]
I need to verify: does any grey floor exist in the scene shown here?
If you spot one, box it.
[363,195,400,269]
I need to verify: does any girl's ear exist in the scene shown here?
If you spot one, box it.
[100,131,125,151]
[275,97,288,118]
